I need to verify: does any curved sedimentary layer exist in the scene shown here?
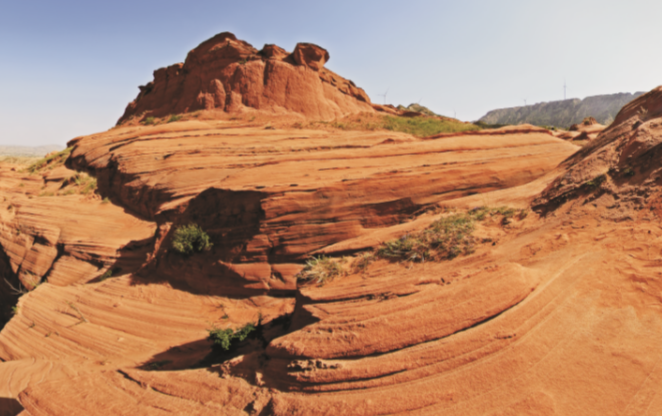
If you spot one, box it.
[64,122,576,295]
[9,34,662,416]
[13,210,662,415]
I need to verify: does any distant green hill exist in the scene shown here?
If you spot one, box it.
[478,92,644,128]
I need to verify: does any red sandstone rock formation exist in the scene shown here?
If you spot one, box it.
[117,32,373,124]
[4,31,662,416]
[0,116,578,414]
[535,85,662,211]
[554,117,606,141]
[64,122,575,296]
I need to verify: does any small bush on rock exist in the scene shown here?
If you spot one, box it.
[208,323,256,351]
[297,256,345,285]
[172,224,212,255]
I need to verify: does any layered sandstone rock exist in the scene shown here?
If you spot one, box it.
[117,32,373,123]
[554,116,606,141]
[0,164,156,294]
[6,33,662,416]
[12,193,662,416]
[535,85,662,211]
[65,121,576,296]
[0,117,578,414]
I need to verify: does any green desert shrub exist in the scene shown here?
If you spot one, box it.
[171,223,212,255]
[167,114,182,123]
[208,323,256,351]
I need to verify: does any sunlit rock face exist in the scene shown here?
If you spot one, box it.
[117,32,373,124]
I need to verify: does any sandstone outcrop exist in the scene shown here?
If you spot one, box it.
[0,117,577,415]
[65,121,576,297]
[117,32,373,124]
[535,85,662,211]
[554,116,606,141]
[4,32,662,416]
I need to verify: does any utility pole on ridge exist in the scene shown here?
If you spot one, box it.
[564,80,567,100]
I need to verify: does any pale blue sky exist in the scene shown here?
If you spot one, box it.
[1,0,660,146]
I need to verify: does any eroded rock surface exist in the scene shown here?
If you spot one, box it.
[554,116,606,141]
[535,86,662,212]
[0,163,156,293]
[118,32,372,123]
[0,119,579,415]
[3,33,662,416]
[66,121,576,296]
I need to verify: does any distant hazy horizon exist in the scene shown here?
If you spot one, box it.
[2,0,661,146]
[0,144,64,157]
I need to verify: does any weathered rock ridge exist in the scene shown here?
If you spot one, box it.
[118,32,373,124]
[65,122,574,296]
[535,85,662,212]
[0,113,580,415]
[3,32,662,416]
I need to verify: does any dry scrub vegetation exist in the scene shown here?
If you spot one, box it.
[38,172,97,197]
[297,206,528,286]
[26,147,73,174]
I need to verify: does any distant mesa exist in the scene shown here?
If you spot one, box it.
[118,32,374,124]
[478,92,645,128]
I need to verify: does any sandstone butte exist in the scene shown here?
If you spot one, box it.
[0,32,661,415]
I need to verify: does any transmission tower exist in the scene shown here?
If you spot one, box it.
[378,88,389,105]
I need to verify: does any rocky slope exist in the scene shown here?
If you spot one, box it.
[479,91,644,128]
[553,117,606,141]
[0,121,577,415]
[2,32,662,415]
[534,86,662,212]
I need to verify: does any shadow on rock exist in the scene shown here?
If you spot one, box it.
[0,247,20,331]
[0,398,23,416]
[132,188,298,298]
